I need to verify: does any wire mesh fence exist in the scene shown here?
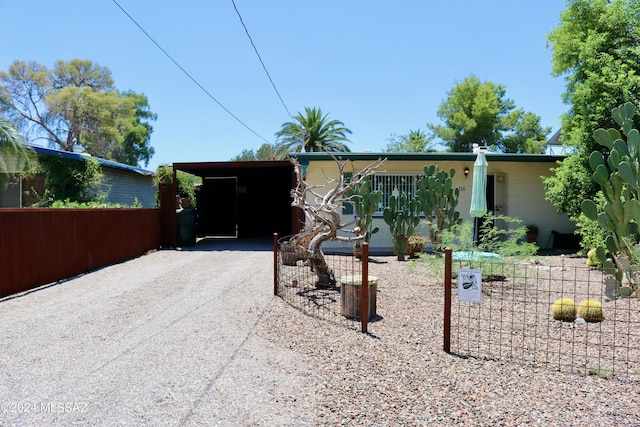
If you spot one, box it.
[275,235,377,332]
[445,252,639,381]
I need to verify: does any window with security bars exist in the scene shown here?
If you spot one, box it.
[371,174,423,215]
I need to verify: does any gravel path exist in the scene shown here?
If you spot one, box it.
[1,242,638,426]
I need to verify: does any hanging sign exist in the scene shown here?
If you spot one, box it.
[458,268,482,304]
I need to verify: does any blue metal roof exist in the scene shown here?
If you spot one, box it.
[26,144,154,176]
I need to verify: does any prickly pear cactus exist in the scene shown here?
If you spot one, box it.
[383,192,421,261]
[581,102,640,298]
[416,165,462,251]
[347,177,382,243]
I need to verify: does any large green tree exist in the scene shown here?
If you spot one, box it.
[275,107,351,156]
[429,74,550,153]
[543,0,640,219]
[118,91,156,167]
[0,59,156,167]
[384,129,437,153]
[231,143,281,161]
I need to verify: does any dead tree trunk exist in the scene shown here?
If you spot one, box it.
[289,153,385,287]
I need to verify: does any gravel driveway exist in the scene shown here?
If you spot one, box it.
[0,239,316,426]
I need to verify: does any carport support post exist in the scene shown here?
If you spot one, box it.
[361,242,369,334]
[273,233,279,296]
[444,247,452,353]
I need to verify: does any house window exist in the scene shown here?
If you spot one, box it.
[371,173,422,215]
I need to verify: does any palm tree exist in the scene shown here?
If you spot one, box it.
[275,107,352,156]
[0,92,31,186]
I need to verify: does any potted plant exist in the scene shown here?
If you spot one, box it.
[526,225,539,244]
[406,234,427,258]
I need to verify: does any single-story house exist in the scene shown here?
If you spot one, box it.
[292,151,577,251]
[0,144,156,208]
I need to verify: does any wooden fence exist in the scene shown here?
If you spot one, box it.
[0,208,161,298]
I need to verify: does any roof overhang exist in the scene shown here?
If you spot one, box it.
[291,151,567,163]
[173,160,293,178]
[26,144,154,176]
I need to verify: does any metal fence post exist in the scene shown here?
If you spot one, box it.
[273,233,279,296]
[444,247,452,353]
[361,242,369,333]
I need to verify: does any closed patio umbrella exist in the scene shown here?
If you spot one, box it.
[469,151,488,243]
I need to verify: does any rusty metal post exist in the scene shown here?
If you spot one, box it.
[361,242,369,333]
[444,247,452,353]
[273,233,279,296]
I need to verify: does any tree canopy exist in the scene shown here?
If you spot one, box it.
[0,59,156,167]
[429,74,550,153]
[384,129,436,153]
[230,143,280,161]
[543,0,640,218]
[275,107,351,156]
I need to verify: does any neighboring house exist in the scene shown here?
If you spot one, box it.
[0,144,156,208]
[293,151,576,251]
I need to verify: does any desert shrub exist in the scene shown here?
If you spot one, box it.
[578,299,604,322]
[440,214,538,259]
[551,298,577,321]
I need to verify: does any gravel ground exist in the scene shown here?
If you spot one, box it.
[1,242,638,426]
[264,252,640,426]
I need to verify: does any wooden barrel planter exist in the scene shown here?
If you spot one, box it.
[279,237,303,266]
[340,274,378,319]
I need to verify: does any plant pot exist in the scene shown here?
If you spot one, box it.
[526,233,538,244]
[340,274,378,319]
[280,241,303,266]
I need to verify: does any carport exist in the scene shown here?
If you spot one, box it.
[172,161,300,240]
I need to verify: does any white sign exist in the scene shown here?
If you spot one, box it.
[458,268,482,304]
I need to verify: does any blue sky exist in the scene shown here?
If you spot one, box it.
[1,1,568,171]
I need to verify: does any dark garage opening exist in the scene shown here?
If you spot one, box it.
[173,161,298,239]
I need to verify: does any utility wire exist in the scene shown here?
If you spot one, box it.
[230,0,293,120]
[111,0,271,144]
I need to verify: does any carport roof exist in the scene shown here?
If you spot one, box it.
[173,160,292,177]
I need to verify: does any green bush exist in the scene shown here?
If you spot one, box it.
[34,155,103,206]
[154,164,200,208]
[551,298,576,321]
[440,214,538,259]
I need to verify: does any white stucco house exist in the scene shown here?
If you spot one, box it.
[292,151,577,252]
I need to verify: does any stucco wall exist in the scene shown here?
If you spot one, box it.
[303,157,574,251]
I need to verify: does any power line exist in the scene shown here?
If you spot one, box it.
[111,0,271,144]
[230,0,293,120]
